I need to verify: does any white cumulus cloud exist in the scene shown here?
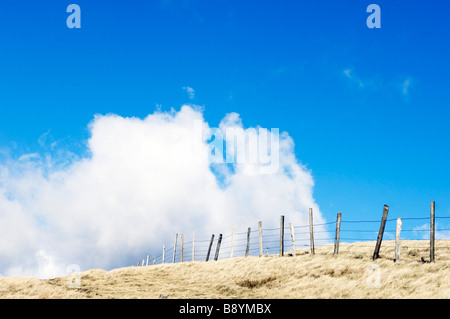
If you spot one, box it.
[0,105,324,279]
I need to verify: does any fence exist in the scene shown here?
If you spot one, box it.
[135,201,449,266]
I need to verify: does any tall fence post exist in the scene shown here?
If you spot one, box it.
[280,215,285,256]
[162,245,165,263]
[206,234,215,261]
[289,223,295,257]
[146,254,149,266]
[395,217,402,261]
[258,221,263,257]
[309,208,315,255]
[230,225,235,258]
[430,201,435,263]
[245,227,251,257]
[334,212,342,255]
[214,234,223,261]
[172,233,178,263]
[373,205,389,260]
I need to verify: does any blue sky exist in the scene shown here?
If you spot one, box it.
[0,0,449,230]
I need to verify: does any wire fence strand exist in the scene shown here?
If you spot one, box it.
[134,212,449,266]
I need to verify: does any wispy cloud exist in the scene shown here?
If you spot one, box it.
[412,223,450,240]
[343,69,365,88]
[271,66,289,76]
[402,78,412,96]
[343,68,415,99]
[182,86,195,99]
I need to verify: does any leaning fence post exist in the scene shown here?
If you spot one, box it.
[373,205,389,260]
[395,217,402,261]
[172,233,178,263]
[245,227,251,257]
[334,212,342,255]
[258,221,263,257]
[289,223,296,257]
[309,208,315,255]
[430,201,435,263]
[214,234,223,261]
[206,234,215,261]
[280,215,285,256]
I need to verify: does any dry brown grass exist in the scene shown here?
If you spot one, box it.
[1,240,449,299]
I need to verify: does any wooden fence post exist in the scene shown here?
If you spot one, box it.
[230,225,235,258]
[180,233,184,262]
[395,217,402,261]
[430,201,435,263]
[162,245,165,263]
[146,254,149,266]
[309,208,315,255]
[289,223,295,257]
[280,215,284,256]
[258,221,263,257]
[373,205,389,260]
[172,233,178,263]
[214,234,223,261]
[206,234,215,261]
[153,257,155,265]
[334,212,342,255]
[245,227,251,257]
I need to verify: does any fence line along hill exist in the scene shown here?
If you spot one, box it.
[0,239,449,299]
[0,202,448,299]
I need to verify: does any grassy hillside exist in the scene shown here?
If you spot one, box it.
[1,240,449,299]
